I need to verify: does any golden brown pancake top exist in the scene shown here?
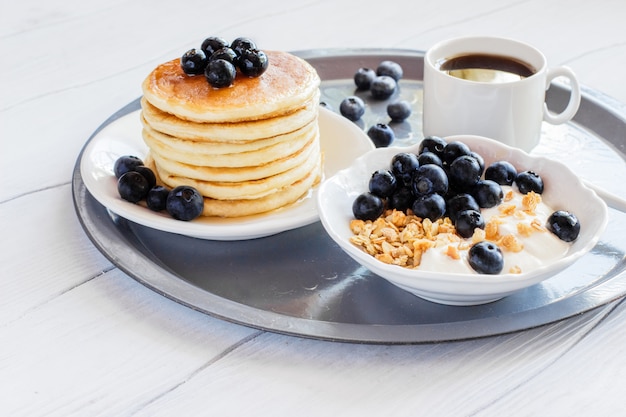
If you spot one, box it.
[142,50,320,123]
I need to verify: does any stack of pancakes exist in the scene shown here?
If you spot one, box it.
[140,50,322,217]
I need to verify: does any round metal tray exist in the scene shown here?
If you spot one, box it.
[72,48,626,344]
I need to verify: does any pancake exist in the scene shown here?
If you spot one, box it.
[147,131,319,182]
[142,118,317,166]
[142,50,321,123]
[199,159,322,218]
[145,154,323,218]
[140,94,319,142]
[153,143,321,200]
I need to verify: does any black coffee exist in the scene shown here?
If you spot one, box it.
[438,54,536,83]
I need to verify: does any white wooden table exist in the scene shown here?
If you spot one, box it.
[3,1,626,415]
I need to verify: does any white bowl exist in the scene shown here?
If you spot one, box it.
[316,135,608,305]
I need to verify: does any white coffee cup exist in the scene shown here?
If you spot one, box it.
[422,36,581,152]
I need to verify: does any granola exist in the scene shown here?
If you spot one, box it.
[349,187,553,274]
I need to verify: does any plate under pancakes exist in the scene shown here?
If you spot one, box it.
[140,50,323,218]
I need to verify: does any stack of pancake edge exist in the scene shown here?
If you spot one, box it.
[140,50,322,218]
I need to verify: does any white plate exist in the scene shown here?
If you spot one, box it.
[317,135,609,305]
[80,106,374,240]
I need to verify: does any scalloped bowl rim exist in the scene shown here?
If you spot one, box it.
[316,135,608,304]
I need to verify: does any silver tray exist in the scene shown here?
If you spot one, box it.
[72,49,626,344]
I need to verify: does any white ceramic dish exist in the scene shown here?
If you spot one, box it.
[317,135,608,305]
[80,106,374,240]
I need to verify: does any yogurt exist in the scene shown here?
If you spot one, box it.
[349,186,570,275]
[422,186,569,274]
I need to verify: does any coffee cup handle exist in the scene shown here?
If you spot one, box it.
[543,66,581,125]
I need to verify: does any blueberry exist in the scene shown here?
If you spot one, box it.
[515,170,544,194]
[468,241,504,274]
[370,75,396,100]
[390,152,420,187]
[547,210,580,242]
[455,209,485,238]
[367,123,395,147]
[442,141,472,166]
[166,186,204,221]
[200,36,229,58]
[446,193,480,223]
[411,164,448,196]
[417,151,443,168]
[376,60,403,81]
[369,169,397,198]
[387,100,412,122]
[134,165,156,189]
[418,136,447,159]
[473,180,503,208]
[230,37,257,56]
[113,155,143,179]
[209,47,238,65]
[117,171,150,203]
[485,161,517,186]
[354,67,376,90]
[339,96,365,121]
[388,186,414,211]
[449,155,482,189]
[470,151,485,176]
[237,49,268,77]
[146,185,170,212]
[205,59,237,88]
[352,192,385,221]
[412,193,446,221]
[180,48,208,75]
